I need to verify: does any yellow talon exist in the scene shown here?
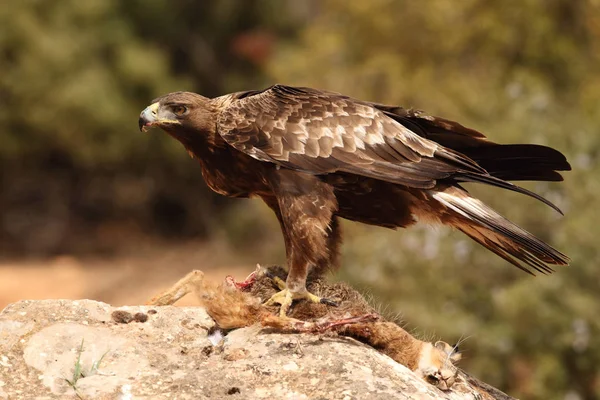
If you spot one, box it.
[270,276,287,291]
[264,287,339,317]
[304,291,322,304]
[262,269,340,316]
[264,288,295,317]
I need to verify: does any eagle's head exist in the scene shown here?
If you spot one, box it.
[139,91,214,136]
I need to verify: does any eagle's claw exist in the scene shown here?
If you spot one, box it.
[320,298,339,307]
[264,287,338,317]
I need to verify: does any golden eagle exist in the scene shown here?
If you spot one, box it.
[139,85,570,315]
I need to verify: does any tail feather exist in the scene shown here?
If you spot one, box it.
[459,144,571,182]
[455,173,564,215]
[433,190,569,275]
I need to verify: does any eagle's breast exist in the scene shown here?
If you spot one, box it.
[189,141,272,198]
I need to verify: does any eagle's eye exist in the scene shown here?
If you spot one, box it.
[171,105,187,116]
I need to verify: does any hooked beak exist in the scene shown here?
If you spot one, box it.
[138,102,159,132]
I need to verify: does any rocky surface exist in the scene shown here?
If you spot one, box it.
[0,300,510,399]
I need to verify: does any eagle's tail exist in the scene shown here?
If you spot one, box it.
[432,188,569,275]
[458,143,571,183]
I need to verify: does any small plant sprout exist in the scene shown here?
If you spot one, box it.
[64,338,111,399]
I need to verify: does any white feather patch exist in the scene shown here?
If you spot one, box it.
[432,192,492,220]
[353,125,367,138]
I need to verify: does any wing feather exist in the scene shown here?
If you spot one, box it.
[372,104,571,182]
[216,85,484,189]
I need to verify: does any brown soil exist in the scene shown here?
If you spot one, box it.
[0,241,255,310]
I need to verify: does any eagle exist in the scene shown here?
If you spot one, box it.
[139,84,570,315]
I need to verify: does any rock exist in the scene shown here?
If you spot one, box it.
[0,300,512,399]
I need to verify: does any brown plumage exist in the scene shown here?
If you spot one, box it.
[139,84,570,311]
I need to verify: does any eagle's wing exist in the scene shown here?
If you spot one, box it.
[371,104,571,182]
[216,85,485,189]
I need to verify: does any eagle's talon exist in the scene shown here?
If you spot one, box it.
[262,268,339,309]
[269,275,287,291]
[264,287,336,317]
[264,289,294,317]
[320,298,339,307]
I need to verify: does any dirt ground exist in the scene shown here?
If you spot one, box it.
[0,241,257,310]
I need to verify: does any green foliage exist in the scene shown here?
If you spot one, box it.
[0,0,183,165]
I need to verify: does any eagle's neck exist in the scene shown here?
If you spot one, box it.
[171,124,221,156]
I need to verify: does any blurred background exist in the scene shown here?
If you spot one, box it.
[0,1,598,398]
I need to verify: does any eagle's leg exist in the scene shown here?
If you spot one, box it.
[313,216,342,275]
[262,171,339,317]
